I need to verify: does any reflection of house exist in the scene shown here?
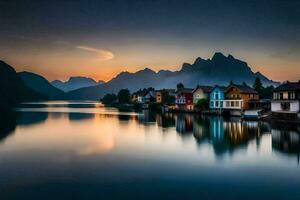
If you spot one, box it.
[209,85,226,110]
[272,125,300,164]
[176,114,193,134]
[223,83,259,110]
[193,86,212,104]
[271,82,300,119]
[175,88,194,110]
[272,129,300,154]
[156,113,176,128]
[224,120,260,145]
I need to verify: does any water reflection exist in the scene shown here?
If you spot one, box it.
[68,112,94,121]
[17,112,48,126]
[123,108,300,158]
[0,110,17,143]
[1,103,300,199]
[272,122,300,163]
[2,103,300,160]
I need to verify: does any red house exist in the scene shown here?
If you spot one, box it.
[175,88,194,110]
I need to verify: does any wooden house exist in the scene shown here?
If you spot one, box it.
[192,86,212,104]
[175,88,194,110]
[271,81,300,120]
[223,83,259,110]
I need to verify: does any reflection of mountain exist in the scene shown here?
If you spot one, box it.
[17,112,48,126]
[68,113,95,121]
[0,110,17,143]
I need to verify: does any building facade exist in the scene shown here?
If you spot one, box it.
[271,82,300,114]
[223,83,259,110]
[175,88,194,110]
[192,86,212,104]
[209,86,226,109]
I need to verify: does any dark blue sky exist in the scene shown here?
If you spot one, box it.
[0,0,299,81]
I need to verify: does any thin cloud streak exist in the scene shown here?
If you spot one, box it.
[77,45,114,61]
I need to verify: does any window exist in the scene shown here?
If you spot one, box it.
[280,93,283,100]
[215,93,219,99]
[231,101,234,107]
[226,101,230,107]
[216,101,219,107]
[210,101,214,107]
[235,101,239,107]
[220,101,223,108]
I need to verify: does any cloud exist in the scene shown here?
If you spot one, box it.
[77,45,114,61]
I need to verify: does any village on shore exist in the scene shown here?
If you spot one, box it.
[101,77,300,121]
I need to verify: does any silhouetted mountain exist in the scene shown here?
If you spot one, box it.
[19,72,64,100]
[51,77,102,92]
[0,60,46,106]
[65,53,278,100]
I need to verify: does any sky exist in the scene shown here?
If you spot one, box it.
[0,0,299,82]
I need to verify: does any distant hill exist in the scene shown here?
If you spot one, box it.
[19,71,64,100]
[51,77,103,92]
[0,61,46,106]
[65,52,279,100]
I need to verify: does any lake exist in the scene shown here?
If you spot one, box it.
[0,101,300,200]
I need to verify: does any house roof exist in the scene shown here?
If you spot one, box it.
[176,88,194,93]
[211,85,227,92]
[192,85,213,93]
[274,81,300,92]
[226,84,258,94]
[156,89,176,93]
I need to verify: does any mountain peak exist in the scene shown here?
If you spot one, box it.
[212,52,226,60]
[136,67,155,74]
[68,76,95,82]
[193,57,205,65]
[228,54,235,59]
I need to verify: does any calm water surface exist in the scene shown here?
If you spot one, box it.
[0,101,300,200]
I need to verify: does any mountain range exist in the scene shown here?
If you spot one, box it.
[19,72,64,100]
[65,52,278,100]
[51,77,104,92]
[0,52,279,102]
[0,61,46,106]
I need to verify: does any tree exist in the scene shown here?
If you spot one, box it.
[195,98,209,111]
[177,83,184,90]
[118,89,130,104]
[253,77,263,93]
[260,85,274,99]
[161,89,175,104]
[101,93,117,105]
[252,77,274,99]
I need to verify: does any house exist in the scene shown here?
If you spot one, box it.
[209,85,226,110]
[223,83,259,110]
[137,90,156,104]
[193,86,212,104]
[271,81,300,119]
[156,89,176,104]
[156,90,162,103]
[144,90,156,103]
[175,88,194,110]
